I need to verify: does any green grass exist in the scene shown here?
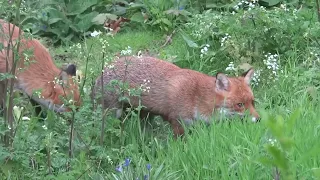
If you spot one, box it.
[3,24,320,180]
[51,29,320,179]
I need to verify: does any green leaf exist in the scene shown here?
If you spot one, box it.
[112,5,127,16]
[180,33,198,48]
[66,0,98,15]
[48,18,63,24]
[92,13,118,25]
[75,11,99,32]
[160,18,172,27]
[260,0,281,6]
[266,145,288,170]
[127,3,146,10]
[130,12,145,23]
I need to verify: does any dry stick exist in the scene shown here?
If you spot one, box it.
[274,167,280,180]
[100,53,106,145]
[160,29,176,49]
[316,0,320,22]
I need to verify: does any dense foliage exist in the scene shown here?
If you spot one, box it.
[1,0,320,179]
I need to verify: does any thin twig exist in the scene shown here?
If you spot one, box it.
[274,167,280,180]
[100,53,105,145]
[160,29,176,48]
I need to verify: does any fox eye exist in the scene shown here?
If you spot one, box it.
[237,103,244,108]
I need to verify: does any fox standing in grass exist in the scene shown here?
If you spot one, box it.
[93,56,260,138]
[0,19,81,114]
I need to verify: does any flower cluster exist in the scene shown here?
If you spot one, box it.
[185,13,221,40]
[268,138,277,147]
[220,33,231,47]
[279,3,289,12]
[263,53,282,81]
[233,0,258,12]
[90,30,102,37]
[70,43,83,56]
[116,158,131,172]
[251,69,262,86]
[99,37,109,54]
[140,79,151,93]
[225,62,236,72]
[200,44,210,58]
[121,46,132,56]
[115,158,152,180]
[306,50,320,66]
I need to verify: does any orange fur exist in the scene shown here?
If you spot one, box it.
[0,19,81,113]
[93,56,260,138]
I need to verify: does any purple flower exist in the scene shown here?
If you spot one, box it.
[144,175,149,180]
[41,25,47,31]
[146,164,151,171]
[179,6,185,10]
[116,165,123,172]
[124,158,131,167]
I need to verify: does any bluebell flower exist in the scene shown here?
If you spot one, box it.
[41,25,47,31]
[179,6,185,10]
[144,175,149,180]
[116,165,123,172]
[146,164,151,171]
[42,12,46,17]
[124,158,131,167]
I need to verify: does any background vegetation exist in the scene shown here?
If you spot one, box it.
[1,0,320,179]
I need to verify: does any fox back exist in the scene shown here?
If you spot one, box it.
[93,56,260,137]
[0,19,81,112]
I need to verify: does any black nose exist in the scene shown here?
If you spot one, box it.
[255,117,261,122]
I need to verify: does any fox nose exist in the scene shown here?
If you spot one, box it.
[252,117,261,122]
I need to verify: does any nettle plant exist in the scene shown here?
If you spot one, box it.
[183,1,320,86]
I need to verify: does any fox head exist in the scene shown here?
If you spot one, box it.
[215,68,260,122]
[52,64,81,112]
[34,63,81,113]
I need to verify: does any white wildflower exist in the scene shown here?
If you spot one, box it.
[268,138,277,146]
[22,117,30,121]
[220,33,231,47]
[90,30,102,37]
[225,62,236,72]
[120,46,132,56]
[263,53,281,81]
[252,69,262,86]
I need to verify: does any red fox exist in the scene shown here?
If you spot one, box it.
[93,56,260,138]
[0,19,81,114]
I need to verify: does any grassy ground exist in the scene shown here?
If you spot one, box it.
[3,27,319,180]
[44,28,320,179]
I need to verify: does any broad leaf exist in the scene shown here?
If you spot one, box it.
[92,13,118,25]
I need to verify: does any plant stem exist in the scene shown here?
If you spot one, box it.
[100,53,105,145]
[316,0,320,22]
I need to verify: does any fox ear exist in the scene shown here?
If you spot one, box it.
[61,64,77,76]
[216,73,230,91]
[242,68,254,85]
